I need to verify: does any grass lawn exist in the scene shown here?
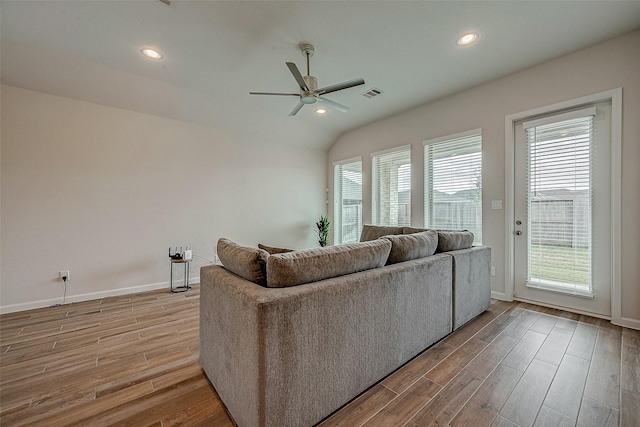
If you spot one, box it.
[529,243,590,288]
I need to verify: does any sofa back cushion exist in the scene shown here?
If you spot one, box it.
[436,230,474,252]
[380,230,438,265]
[266,240,392,288]
[360,224,403,242]
[258,243,294,255]
[403,226,429,234]
[403,227,475,252]
[217,238,269,286]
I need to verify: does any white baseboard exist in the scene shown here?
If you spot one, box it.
[615,316,640,331]
[491,291,511,301]
[509,296,639,330]
[0,277,199,315]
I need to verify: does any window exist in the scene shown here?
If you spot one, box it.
[524,109,594,293]
[424,130,482,243]
[372,146,411,227]
[333,157,363,244]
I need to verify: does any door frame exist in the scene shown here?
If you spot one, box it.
[504,88,622,324]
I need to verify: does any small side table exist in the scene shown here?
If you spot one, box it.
[170,259,191,293]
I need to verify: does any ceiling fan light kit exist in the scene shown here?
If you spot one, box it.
[249,43,365,116]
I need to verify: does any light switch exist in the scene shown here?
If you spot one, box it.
[491,200,503,210]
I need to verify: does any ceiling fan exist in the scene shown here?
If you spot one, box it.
[250,43,365,116]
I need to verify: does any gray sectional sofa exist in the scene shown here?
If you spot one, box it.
[199,225,491,427]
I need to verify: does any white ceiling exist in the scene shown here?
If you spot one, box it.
[2,1,640,149]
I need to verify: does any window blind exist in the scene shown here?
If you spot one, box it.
[371,146,411,227]
[525,111,594,293]
[424,132,482,244]
[333,158,363,244]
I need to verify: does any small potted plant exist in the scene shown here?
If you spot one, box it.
[316,215,330,247]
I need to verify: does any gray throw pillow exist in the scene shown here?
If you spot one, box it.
[258,243,294,255]
[266,240,392,288]
[380,230,438,264]
[217,238,269,286]
[360,224,403,242]
[403,226,429,234]
[436,230,475,252]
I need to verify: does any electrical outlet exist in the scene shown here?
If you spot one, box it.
[59,270,70,280]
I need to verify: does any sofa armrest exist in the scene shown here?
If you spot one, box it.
[199,265,264,427]
[448,246,491,330]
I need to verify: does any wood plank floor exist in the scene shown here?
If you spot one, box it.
[1,285,638,426]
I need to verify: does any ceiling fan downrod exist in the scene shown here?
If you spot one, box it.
[299,43,318,102]
[299,43,315,77]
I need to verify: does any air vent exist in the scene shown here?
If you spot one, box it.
[157,0,172,6]
[361,88,383,98]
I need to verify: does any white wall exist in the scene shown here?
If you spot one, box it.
[1,85,327,312]
[328,30,640,327]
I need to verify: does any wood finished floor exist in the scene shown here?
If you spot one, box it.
[1,285,638,427]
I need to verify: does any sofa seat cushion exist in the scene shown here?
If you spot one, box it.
[380,230,438,265]
[217,238,269,286]
[360,224,403,242]
[436,230,474,252]
[266,240,392,288]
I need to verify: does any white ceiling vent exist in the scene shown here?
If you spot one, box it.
[361,88,383,98]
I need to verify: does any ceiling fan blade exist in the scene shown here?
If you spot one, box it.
[317,78,365,95]
[286,62,309,92]
[249,92,299,96]
[289,102,305,116]
[318,97,349,113]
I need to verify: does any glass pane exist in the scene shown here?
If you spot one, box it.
[372,148,411,226]
[424,134,482,244]
[334,160,362,244]
[526,116,592,291]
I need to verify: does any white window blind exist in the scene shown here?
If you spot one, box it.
[372,146,411,227]
[333,158,363,244]
[424,132,482,244]
[525,109,594,293]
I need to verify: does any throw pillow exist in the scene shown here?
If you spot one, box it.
[360,224,403,242]
[217,238,269,286]
[266,240,392,288]
[403,226,429,234]
[436,230,475,252]
[380,230,438,264]
[258,243,294,255]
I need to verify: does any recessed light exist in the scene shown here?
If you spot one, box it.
[141,48,163,59]
[456,33,478,46]
[315,108,327,114]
